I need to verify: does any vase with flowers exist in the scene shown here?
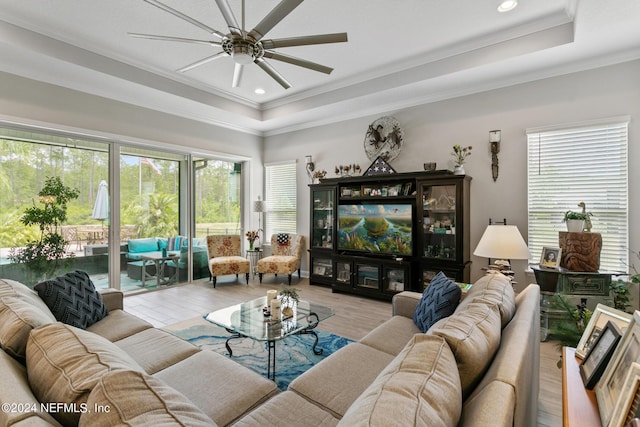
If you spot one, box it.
[246,230,259,250]
[451,144,472,175]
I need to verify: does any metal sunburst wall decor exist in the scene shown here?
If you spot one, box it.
[364,116,404,163]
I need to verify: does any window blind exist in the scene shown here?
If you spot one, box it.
[527,119,629,272]
[265,161,297,238]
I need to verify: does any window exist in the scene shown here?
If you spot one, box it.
[265,161,297,239]
[527,118,629,272]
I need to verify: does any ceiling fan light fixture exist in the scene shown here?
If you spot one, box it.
[232,44,254,64]
[497,0,518,12]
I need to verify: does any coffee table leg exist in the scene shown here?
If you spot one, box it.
[295,313,323,355]
[224,330,244,356]
[267,340,276,381]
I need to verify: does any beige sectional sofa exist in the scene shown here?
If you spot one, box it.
[0,273,540,426]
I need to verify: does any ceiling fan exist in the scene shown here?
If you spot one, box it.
[129,0,348,89]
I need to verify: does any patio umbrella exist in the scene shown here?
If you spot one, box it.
[92,180,109,223]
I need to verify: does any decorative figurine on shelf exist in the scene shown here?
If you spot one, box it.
[245,230,259,251]
[334,164,361,177]
[451,144,472,175]
[578,202,593,232]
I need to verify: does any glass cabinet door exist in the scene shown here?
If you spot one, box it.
[384,267,407,293]
[422,184,457,260]
[355,263,380,290]
[311,188,334,249]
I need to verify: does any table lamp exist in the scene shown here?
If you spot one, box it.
[473,224,531,274]
[253,196,265,242]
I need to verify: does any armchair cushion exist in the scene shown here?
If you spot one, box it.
[257,256,300,275]
[209,256,250,276]
[257,234,304,276]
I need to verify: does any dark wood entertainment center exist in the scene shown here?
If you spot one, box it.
[309,171,471,300]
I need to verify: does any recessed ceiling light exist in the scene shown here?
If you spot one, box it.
[254,88,266,95]
[497,0,518,12]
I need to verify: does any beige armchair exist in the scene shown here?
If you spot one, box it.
[206,235,250,288]
[257,234,304,286]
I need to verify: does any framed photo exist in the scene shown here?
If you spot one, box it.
[579,320,622,389]
[608,362,640,427]
[539,246,562,269]
[313,265,326,276]
[597,312,640,427]
[576,303,633,359]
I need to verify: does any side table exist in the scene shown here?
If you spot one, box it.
[246,249,263,275]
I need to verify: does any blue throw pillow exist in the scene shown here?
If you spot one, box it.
[413,271,462,333]
[34,270,108,329]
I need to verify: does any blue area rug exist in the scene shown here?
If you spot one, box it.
[164,317,353,391]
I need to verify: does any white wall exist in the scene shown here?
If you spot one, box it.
[265,60,640,290]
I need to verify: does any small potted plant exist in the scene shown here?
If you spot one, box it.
[563,210,592,232]
[279,287,300,318]
[451,144,472,175]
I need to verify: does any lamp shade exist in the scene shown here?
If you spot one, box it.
[253,199,265,213]
[473,225,531,260]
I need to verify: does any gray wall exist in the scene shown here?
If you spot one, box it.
[265,60,640,290]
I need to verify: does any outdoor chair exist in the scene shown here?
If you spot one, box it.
[257,233,304,286]
[206,235,250,288]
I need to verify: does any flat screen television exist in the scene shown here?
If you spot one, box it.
[337,203,413,256]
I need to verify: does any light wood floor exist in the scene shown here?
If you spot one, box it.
[124,276,562,427]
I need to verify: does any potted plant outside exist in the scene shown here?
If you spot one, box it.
[563,210,592,232]
[9,177,80,284]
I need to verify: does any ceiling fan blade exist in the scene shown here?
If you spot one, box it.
[232,63,244,87]
[214,0,242,36]
[262,33,348,49]
[178,52,227,73]
[255,59,291,89]
[128,33,221,46]
[263,51,333,74]
[143,0,226,39]
[248,0,304,41]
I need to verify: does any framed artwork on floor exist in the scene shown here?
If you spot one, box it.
[579,320,622,390]
[608,362,640,427]
[576,303,633,359]
[597,311,640,427]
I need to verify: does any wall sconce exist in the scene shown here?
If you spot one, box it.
[489,130,501,182]
[305,155,315,183]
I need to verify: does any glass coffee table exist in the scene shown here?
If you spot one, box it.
[203,296,334,381]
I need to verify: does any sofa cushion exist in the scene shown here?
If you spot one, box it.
[233,391,340,427]
[128,237,159,253]
[0,278,56,320]
[26,323,143,426]
[80,370,216,427]
[413,271,461,333]
[34,270,108,329]
[338,334,462,427]
[0,350,62,427]
[154,350,278,426]
[0,296,55,360]
[359,315,421,356]
[87,309,153,342]
[457,272,515,328]
[114,328,200,374]
[288,342,395,418]
[429,301,502,397]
